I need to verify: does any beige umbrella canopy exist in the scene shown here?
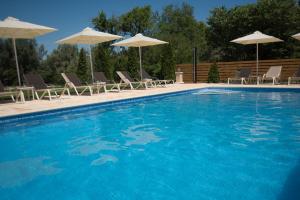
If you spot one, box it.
[57,27,122,81]
[292,33,300,40]
[112,33,168,80]
[0,17,57,86]
[231,31,282,77]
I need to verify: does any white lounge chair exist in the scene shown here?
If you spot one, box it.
[228,68,252,85]
[261,66,282,85]
[0,80,24,103]
[116,71,148,90]
[139,69,174,87]
[24,73,70,100]
[94,72,120,92]
[61,73,94,96]
[288,67,300,85]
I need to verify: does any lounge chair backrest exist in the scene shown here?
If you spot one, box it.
[116,71,132,84]
[265,66,282,78]
[294,67,300,77]
[64,73,82,87]
[24,73,47,90]
[240,68,251,78]
[233,69,241,78]
[140,69,152,79]
[0,80,4,92]
[94,72,108,83]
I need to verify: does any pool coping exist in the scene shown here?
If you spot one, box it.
[1,85,300,124]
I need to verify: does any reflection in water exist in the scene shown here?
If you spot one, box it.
[68,135,120,156]
[122,124,162,146]
[0,157,61,188]
[91,154,118,166]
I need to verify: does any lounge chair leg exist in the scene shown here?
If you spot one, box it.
[10,95,15,102]
[228,78,230,84]
[89,86,93,96]
[48,90,52,101]
[130,83,133,90]
[35,91,40,100]
[288,77,291,85]
[74,88,79,96]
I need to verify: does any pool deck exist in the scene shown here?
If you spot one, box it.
[1,83,300,118]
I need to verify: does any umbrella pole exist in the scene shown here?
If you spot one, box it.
[12,38,21,86]
[256,43,259,85]
[139,46,142,80]
[89,45,94,83]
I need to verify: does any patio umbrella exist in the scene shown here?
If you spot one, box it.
[292,33,300,40]
[231,31,282,77]
[112,33,168,80]
[0,17,57,86]
[56,27,122,82]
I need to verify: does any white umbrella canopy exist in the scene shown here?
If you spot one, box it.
[231,31,283,78]
[0,17,57,86]
[112,33,168,80]
[292,33,300,40]
[57,27,122,82]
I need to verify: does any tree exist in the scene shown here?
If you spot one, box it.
[77,48,89,82]
[207,0,300,61]
[94,44,114,80]
[41,44,78,84]
[157,3,208,64]
[160,44,175,80]
[0,39,42,85]
[119,6,154,35]
[127,48,139,78]
[207,63,220,83]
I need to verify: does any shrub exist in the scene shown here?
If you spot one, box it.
[207,62,220,83]
[160,44,175,80]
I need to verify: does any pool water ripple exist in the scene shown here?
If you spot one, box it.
[0,89,300,199]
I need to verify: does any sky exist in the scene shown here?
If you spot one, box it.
[0,0,256,53]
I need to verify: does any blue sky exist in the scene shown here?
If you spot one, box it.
[0,0,256,53]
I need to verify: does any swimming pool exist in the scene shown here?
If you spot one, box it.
[1,88,300,200]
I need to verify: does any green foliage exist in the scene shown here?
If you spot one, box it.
[207,0,300,61]
[41,44,78,84]
[77,48,89,82]
[94,44,114,80]
[0,39,43,85]
[160,44,175,80]
[157,3,208,63]
[207,63,220,83]
[120,6,153,35]
[1,1,300,86]
[127,48,139,78]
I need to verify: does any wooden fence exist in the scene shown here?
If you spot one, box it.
[176,59,300,83]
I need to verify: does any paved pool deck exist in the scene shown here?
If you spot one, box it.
[1,83,300,118]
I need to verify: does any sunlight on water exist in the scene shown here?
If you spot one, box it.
[0,89,300,199]
[0,157,61,188]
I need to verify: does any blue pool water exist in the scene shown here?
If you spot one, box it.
[1,88,300,200]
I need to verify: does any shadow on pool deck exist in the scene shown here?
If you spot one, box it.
[277,160,300,200]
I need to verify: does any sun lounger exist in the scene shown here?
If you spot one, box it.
[288,67,300,85]
[94,72,120,92]
[228,68,251,84]
[116,71,148,90]
[0,80,24,103]
[139,69,174,87]
[261,66,282,85]
[61,73,94,96]
[24,73,70,100]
